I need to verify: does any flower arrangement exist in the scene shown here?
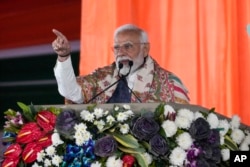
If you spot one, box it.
[1,102,250,167]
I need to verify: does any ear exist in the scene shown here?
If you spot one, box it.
[143,43,150,56]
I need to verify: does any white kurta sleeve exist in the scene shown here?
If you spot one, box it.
[54,57,83,103]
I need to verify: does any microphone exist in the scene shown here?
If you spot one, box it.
[87,60,141,103]
[129,60,133,66]
[119,61,142,103]
[86,64,124,103]
[118,60,133,78]
[118,62,123,69]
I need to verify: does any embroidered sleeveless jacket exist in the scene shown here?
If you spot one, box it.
[65,56,189,104]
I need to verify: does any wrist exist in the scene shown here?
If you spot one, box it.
[58,53,70,57]
[58,55,70,62]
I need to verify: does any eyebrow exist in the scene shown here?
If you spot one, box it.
[114,41,137,45]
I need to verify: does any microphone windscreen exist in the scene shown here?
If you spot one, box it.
[118,62,123,69]
[129,61,133,67]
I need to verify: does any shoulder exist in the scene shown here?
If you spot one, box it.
[168,71,190,104]
[75,63,116,86]
[92,62,116,76]
[79,63,116,79]
[151,57,190,103]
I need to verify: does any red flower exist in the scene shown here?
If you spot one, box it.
[122,155,135,167]
[16,122,43,144]
[36,110,56,132]
[4,143,22,159]
[1,158,19,167]
[37,133,52,148]
[22,142,43,163]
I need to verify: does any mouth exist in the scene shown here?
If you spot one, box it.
[118,57,131,66]
[118,59,130,66]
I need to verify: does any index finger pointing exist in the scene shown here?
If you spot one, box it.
[52,29,65,38]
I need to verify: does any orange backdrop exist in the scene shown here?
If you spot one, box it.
[80,0,250,126]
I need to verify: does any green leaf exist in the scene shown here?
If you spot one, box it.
[4,109,17,116]
[98,123,116,133]
[224,135,239,151]
[199,107,216,117]
[112,133,140,148]
[154,103,165,118]
[2,136,16,143]
[118,146,145,154]
[45,106,62,115]
[17,102,30,112]
[209,107,216,113]
[87,104,97,111]
[17,102,34,122]
[140,141,150,150]
[29,103,38,116]
[17,159,25,167]
[133,153,148,167]
[159,127,167,138]
[4,126,20,133]
[139,109,147,116]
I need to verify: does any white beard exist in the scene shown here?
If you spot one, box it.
[116,51,145,76]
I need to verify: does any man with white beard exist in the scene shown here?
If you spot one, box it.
[52,24,190,104]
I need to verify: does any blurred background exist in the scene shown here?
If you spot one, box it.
[0,0,81,129]
[1,0,250,129]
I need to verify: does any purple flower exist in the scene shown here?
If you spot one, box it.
[196,157,211,167]
[207,129,220,147]
[210,147,221,163]
[4,111,24,128]
[94,135,117,157]
[55,109,80,140]
[192,137,221,165]
[131,116,159,141]
[189,118,211,140]
[186,145,202,162]
[149,134,168,156]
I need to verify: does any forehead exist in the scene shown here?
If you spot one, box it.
[114,31,141,44]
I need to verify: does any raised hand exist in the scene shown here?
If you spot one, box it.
[52,29,71,57]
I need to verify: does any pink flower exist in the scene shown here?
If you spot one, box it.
[36,110,56,132]
[122,155,135,167]
[22,142,43,163]
[4,143,22,159]
[16,122,43,144]
[37,133,52,148]
[1,158,20,167]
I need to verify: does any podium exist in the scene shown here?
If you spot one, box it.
[43,102,250,129]
[1,102,250,167]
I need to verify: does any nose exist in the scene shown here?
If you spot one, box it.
[115,48,129,58]
[116,46,127,55]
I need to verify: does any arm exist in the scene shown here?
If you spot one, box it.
[54,57,83,103]
[52,29,83,103]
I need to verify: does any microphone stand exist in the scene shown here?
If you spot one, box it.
[119,61,142,103]
[126,84,142,103]
[86,65,123,103]
[87,60,142,103]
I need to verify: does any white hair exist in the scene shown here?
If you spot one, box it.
[114,24,149,43]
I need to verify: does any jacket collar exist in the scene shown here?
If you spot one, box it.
[103,56,154,101]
